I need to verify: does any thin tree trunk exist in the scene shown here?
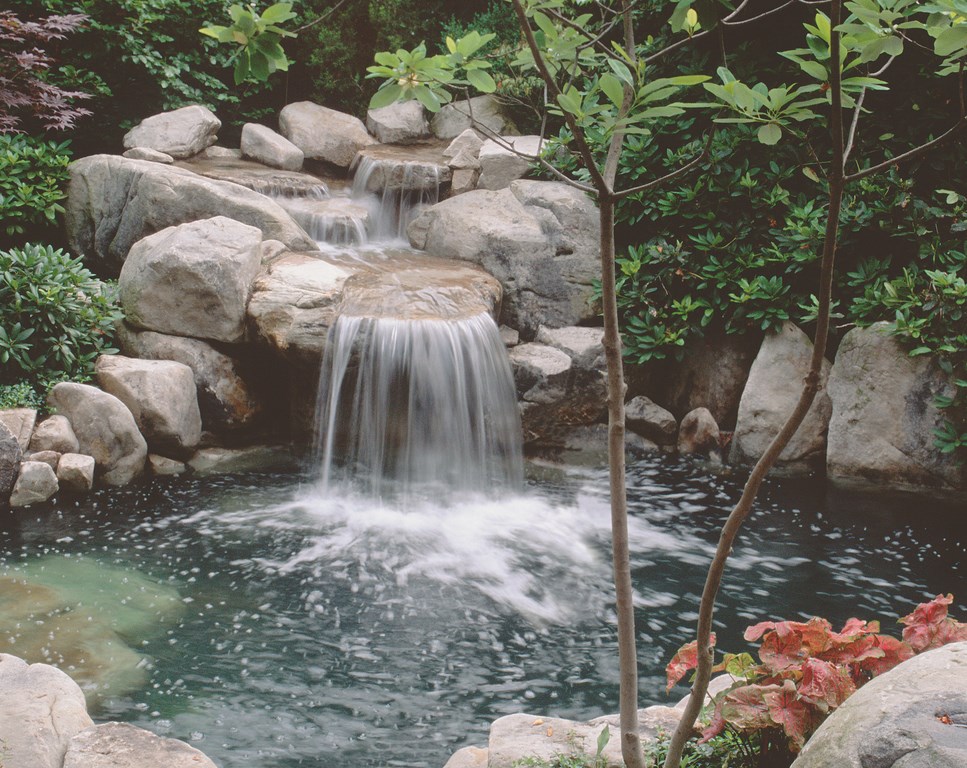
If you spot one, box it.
[662,2,847,765]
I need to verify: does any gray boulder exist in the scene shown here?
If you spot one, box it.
[187,445,297,476]
[120,216,263,344]
[535,325,605,369]
[122,104,220,159]
[0,421,22,504]
[477,135,544,190]
[827,323,964,491]
[444,128,484,167]
[279,101,377,169]
[57,453,96,494]
[240,123,304,171]
[26,450,60,471]
[678,407,720,457]
[430,94,517,139]
[625,395,677,445]
[29,415,79,454]
[95,355,202,457]
[64,722,218,768]
[444,746,488,768]
[9,460,58,507]
[121,147,174,163]
[731,322,831,473]
[117,326,264,434]
[66,154,315,276]
[0,654,94,768]
[148,454,187,476]
[366,101,429,144]
[793,641,967,768]
[0,408,37,452]
[47,383,147,486]
[408,180,600,336]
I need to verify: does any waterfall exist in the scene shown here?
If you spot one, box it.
[314,312,523,500]
[350,154,443,241]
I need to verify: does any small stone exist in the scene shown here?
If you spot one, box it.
[148,454,187,476]
[26,450,60,470]
[678,407,720,457]
[625,396,677,445]
[449,168,479,196]
[122,104,221,159]
[121,147,174,164]
[57,454,95,494]
[203,145,242,159]
[535,326,605,370]
[499,325,520,347]
[9,461,58,507]
[29,415,79,454]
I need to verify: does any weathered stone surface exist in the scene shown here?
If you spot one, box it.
[793,642,967,768]
[366,100,429,144]
[827,323,964,491]
[26,450,60,470]
[0,654,94,768]
[117,326,264,434]
[66,154,315,276]
[122,104,220,159]
[444,128,484,162]
[408,180,600,336]
[477,135,544,190]
[650,331,761,428]
[444,745,488,768]
[57,453,95,494]
[626,395,677,445]
[449,167,479,196]
[64,722,218,768]
[0,408,37,452]
[240,122,304,171]
[47,383,147,486]
[121,147,174,163]
[678,407,720,457]
[536,325,604,369]
[488,706,681,768]
[148,454,187,476]
[187,445,297,476]
[204,145,242,159]
[500,325,520,347]
[279,101,377,169]
[9,460,58,507]
[96,355,202,457]
[120,216,263,344]
[0,420,22,504]
[29,414,79,454]
[247,252,352,363]
[509,342,606,447]
[732,322,831,473]
[430,94,517,139]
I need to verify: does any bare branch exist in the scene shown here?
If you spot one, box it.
[295,0,355,32]
[845,119,967,182]
[615,129,716,199]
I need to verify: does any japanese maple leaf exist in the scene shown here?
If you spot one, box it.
[665,633,716,692]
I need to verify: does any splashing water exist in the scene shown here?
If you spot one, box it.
[315,312,523,500]
[350,154,443,241]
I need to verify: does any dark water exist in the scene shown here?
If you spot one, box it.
[0,456,963,767]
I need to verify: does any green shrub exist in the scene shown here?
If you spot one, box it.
[0,381,44,411]
[0,244,123,392]
[0,134,72,248]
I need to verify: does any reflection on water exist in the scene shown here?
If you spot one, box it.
[0,457,963,768]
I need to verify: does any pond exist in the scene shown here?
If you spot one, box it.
[1,457,964,768]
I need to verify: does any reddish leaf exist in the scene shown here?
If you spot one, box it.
[797,658,856,712]
[758,626,810,674]
[720,683,778,732]
[764,679,819,751]
[665,633,716,692]
[900,594,967,652]
[857,635,914,677]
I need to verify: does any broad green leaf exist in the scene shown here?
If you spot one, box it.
[446,36,457,54]
[935,25,967,56]
[803,166,820,182]
[599,72,625,108]
[858,34,903,63]
[557,89,582,115]
[260,3,296,24]
[798,59,828,81]
[369,83,403,110]
[466,68,497,93]
[608,58,633,86]
[374,51,399,67]
[758,123,782,145]
[412,84,443,112]
[669,0,692,31]
[199,25,227,39]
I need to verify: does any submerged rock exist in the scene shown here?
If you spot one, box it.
[0,654,93,768]
[187,445,297,476]
[122,104,220,159]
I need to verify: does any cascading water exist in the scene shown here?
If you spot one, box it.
[350,153,444,241]
[315,313,523,499]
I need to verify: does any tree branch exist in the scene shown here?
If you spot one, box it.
[615,129,715,200]
[845,118,967,183]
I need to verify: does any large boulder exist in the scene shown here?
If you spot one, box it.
[0,654,94,768]
[0,408,36,452]
[408,180,600,337]
[47,383,147,486]
[117,326,264,434]
[793,641,967,768]
[120,217,263,344]
[66,154,315,276]
[366,101,429,144]
[122,105,220,159]
[240,122,304,171]
[95,356,202,457]
[0,420,22,504]
[477,135,544,190]
[64,722,218,768]
[827,323,964,491]
[731,322,831,473]
[430,94,517,139]
[247,252,353,364]
[279,101,377,169]
[9,460,58,507]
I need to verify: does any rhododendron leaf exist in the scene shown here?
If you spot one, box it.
[797,658,856,712]
[666,633,716,692]
[764,680,818,750]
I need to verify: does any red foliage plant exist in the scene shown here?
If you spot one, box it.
[0,10,90,133]
[666,594,967,753]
